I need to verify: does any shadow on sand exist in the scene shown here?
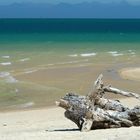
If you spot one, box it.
[46,128,79,132]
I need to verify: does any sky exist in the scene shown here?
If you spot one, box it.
[0,0,140,5]
[1,0,140,18]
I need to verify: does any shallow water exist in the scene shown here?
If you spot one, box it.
[0,19,140,111]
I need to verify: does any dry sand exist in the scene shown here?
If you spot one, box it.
[0,98,140,140]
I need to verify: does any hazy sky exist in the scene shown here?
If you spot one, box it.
[0,0,140,5]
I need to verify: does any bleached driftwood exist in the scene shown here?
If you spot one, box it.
[56,74,140,132]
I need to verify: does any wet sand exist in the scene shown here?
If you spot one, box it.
[120,67,140,81]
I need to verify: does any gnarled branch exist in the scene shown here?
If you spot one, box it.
[56,74,140,132]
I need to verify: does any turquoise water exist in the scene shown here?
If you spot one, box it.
[1,19,140,42]
[0,19,140,46]
[0,19,140,110]
[1,19,140,33]
[0,19,140,53]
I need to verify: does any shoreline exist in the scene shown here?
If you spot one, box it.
[1,66,140,113]
[0,67,140,139]
[120,67,140,81]
[0,105,57,114]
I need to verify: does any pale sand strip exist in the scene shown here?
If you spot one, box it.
[0,98,140,140]
[120,67,140,81]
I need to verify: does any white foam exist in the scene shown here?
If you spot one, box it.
[0,71,18,83]
[19,102,34,108]
[111,53,124,57]
[128,50,134,52]
[0,62,11,66]
[130,52,136,55]
[80,53,97,57]
[108,51,124,57]
[2,56,10,58]
[108,51,118,54]
[24,70,38,74]
[19,58,30,62]
[69,54,78,57]
[127,50,136,55]
[47,64,55,66]
[57,59,89,65]
[5,76,18,83]
[0,72,10,77]
[79,64,91,67]
[15,88,19,93]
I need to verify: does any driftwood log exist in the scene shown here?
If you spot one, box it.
[56,74,140,132]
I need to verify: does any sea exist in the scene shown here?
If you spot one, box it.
[0,19,140,111]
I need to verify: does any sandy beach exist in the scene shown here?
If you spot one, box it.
[0,67,140,140]
[0,18,140,139]
[0,97,139,140]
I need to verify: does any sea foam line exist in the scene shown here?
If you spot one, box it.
[1,56,10,59]
[108,51,124,57]
[0,62,12,66]
[69,54,78,57]
[111,53,124,57]
[19,102,35,108]
[24,69,38,74]
[127,50,136,55]
[69,53,97,57]
[80,53,97,57]
[5,76,18,83]
[0,71,18,83]
[19,58,30,62]
[0,72,10,77]
[56,59,89,65]
[108,51,118,54]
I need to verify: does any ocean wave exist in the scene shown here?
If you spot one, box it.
[108,51,118,54]
[108,51,124,57]
[47,64,55,66]
[56,59,89,65]
[112,53,124,57]
[15,88,19,93]
[80,53,97,57]
[130,52,136,55]
[0,62,12,65]
[24,69,38,74]
[69,53,97,57]
[0,72,10,77]
[19,58,30,62]
[79,63,92,67]
[127,50,136,55]
[69,54,78,57]
[19,102,34,108]
[1,56,10,59]
[0,71,18,83]
[5,76,18,83]
[128,50,133,52]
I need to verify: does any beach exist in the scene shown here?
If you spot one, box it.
[0,97,140,140]
[0,65,140,139]
[0,19,140,110]
[0,67,140,139]
[0,19,140,139]
[0,46,140,111]
[120,67,140,81]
